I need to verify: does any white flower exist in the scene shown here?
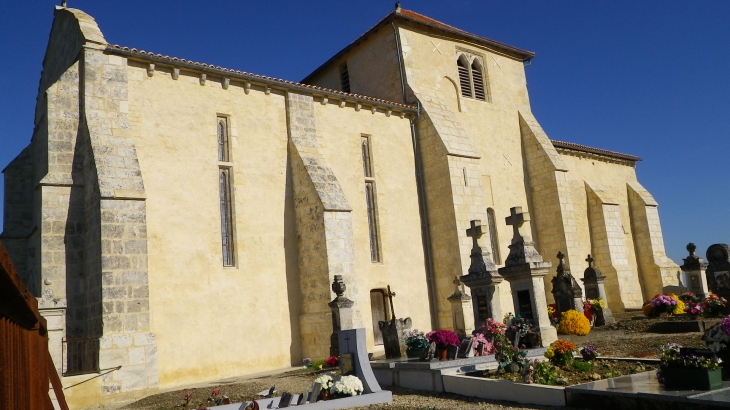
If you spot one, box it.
[331,375,363,397]
[313,373,335,390]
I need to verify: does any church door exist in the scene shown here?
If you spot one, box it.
[370,290,387,345]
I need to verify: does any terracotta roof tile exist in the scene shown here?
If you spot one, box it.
[105,44,417,110]
[551,140,642,162]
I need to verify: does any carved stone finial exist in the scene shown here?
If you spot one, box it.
[585,254,595,267]
[687,243,697,256]
[395,2,401,11]
[331,275,346,297]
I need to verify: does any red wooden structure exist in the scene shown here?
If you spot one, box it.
[0,243,69,410]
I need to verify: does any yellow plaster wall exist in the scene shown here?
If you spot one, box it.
[126,61,300,388]
[313,100,431,347]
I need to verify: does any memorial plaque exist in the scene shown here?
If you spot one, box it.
[456,338,474,358]
[278,392,293,408]
[297,393,306,405]
[585,287,598,300]
[340,353,354,376]
[309,382,322,404]
[476,294,490,322]
[715,271,730,292]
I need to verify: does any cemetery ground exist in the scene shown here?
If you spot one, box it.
[102,313,706,410]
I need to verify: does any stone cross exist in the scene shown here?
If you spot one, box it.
[466,220,486,250]
[385,285,396,321]
[505,207,530,241]
[586,254,594,267]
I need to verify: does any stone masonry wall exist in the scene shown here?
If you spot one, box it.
[286,92,360,359]
[1,148,35,292]
[627,181,678,300]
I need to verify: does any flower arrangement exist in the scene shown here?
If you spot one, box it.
[582,300,593,323]
[580,345,599,361]
[425,329,460,347]
[545,339,575,366]
[472,332,494,355]
[649,294,678,315]
[547,304,559,325]
[331,375,363,397]
[494,332,528,373]
[325,356,338,367]
[480,318,506,337]
[669,294,685,315]
[507,315,535,338]
[558,309,591,336]
[701,294,729,318]
[313,373,335,392]
[703,316,730,355]
[679,292,700,304]
[590,298,606,311]
[403,329,430,350]
[659,343,719,370]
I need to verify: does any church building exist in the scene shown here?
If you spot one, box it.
[1,5,678,407]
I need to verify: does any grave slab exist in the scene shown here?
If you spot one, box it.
[566,370,730,409]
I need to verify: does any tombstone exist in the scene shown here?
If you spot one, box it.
[460,220,504,330]
[456,338,475,358]
[377,285,411,359]
[338,328,389,395]
[447,276,472,338]
[551,251,583,318]
[680,243,709,298]
[581,254,614,326]
[328,275,355,357]
[497,207,558,347]
[278,393,292,408]
[706,244,730,299]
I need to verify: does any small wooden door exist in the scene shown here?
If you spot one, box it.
[370,290,387,345]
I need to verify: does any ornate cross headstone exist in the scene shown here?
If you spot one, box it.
[706,244,730,299]
[551,251,583,317]
[460,220,503,331]
[378,285,411,359]
[680,243,709,298]
[581,254,614,326]
[498,206,557,347]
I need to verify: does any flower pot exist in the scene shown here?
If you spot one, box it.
[437,346,449,360]
[660,367,723,390]
[406,348,425,358]
[318,390,333,401]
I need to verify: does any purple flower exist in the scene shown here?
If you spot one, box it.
[721,316,730,335]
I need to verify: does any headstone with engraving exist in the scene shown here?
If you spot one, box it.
[706,244,730,300]
[338,328,390,396]
[680,243,709,299]
[551,251,583,317]
[377,285,411,359]
[580,254,614,326]
[497,207,557,347]
[460,220,504,330]
[328,275,355,357]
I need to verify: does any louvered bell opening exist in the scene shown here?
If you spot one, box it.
[340,64,351,93]
[457,59,471,98]
[472,63,486,101]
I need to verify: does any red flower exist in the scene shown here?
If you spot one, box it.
[325,356,338,366]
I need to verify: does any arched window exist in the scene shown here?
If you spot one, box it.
[457,56,472,98]
[471,60,485,101]
[487,208,500,264]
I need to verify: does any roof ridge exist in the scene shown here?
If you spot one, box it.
[105,44,417,110]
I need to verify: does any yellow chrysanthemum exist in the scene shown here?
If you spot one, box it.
[558,309,591,336]
[642,303,654,317]
[544,347,555,359]
[668,294,685,315]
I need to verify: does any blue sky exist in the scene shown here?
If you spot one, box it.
[1,1,729,265]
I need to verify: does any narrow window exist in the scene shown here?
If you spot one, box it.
[218,117,235,266]
[487,208,500,264]
[457,56,472,98]
[219,169,234,266]
[361,137,372,178]
[365,182,380,262]
[472,60,486,101]
[361,136,381,262]
[339,63,351,93]
[218,118,229,162]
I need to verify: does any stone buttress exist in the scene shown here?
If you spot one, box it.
[1,7,158,404]
[286,92,362,359]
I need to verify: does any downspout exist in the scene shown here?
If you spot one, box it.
[392,22,438,330]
